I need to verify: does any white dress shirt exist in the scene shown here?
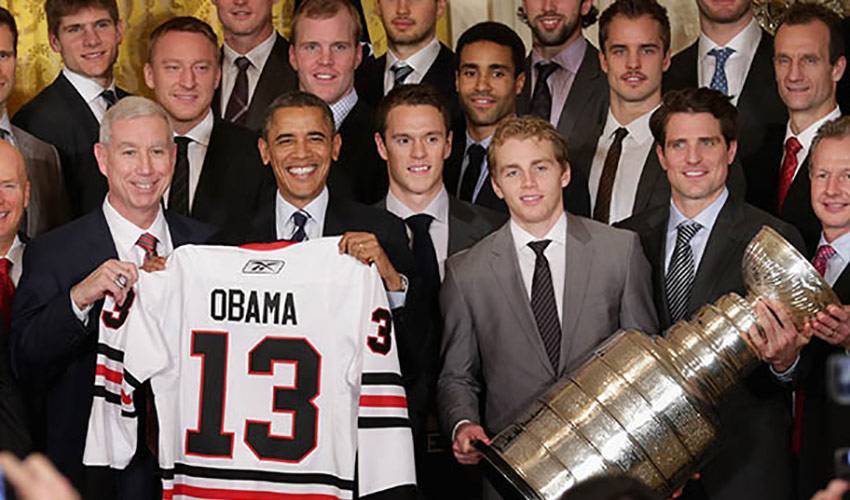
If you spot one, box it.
[62,68,116,123]
[220,31,278,115]
[698,18,762,105]
[385,187,450,280]
[0,112,15,146]
[783,106,842,181]
[383,36,441,94]
[664,188,729,273]
[510,213,567,321]
[3,235,24,285]
[457,133,494,202]
[530,37,587,128]
[818,231,850,286]
[330,89,359,130]
[165,110,214,211]
[588,107,658,223]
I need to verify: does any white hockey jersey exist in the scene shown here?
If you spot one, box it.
[84,238,416,499]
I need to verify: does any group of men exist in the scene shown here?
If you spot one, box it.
[0,0,849,499]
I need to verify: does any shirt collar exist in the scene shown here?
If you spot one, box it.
[386,36,441,75]
[0,111,12,134]
[668,187,729,233]
[275,186,329,230]
[510,212,568,252]
[604,105,658,145]
[531,36,587,76]
[465,132,494,149]
[177,110,214,147]
[62,67,115,105]
[3,234,23,264]
[820,230,850,260]
[785,106,842,150]
[223,30,278,69]
[330,89,358,129]
[102,196,169,246]
[698,17,761,59]
[385,187,449,224]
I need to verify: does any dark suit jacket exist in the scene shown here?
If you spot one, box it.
[617,195,803,500]
[778,153,821,255]
[517,41,609,181]
[333,98,386,205]
[12,73,129,218]
[213,33,298,132]
[797,265,850,499]
[10,208,216,497]
[663,31,787,212]
[0,240,30,458]
[189,117,273,229]
[11,125,72,237]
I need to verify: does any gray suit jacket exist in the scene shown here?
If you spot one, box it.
[11,125,71,237]
[438,214,658,438]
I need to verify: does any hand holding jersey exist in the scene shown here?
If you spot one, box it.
[339,231,405,291]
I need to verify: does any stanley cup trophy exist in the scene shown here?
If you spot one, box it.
[476,227,840,499]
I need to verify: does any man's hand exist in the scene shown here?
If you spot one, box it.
[811,479,850,500]
[70,259,139,310]
[338,232,403,291]
[0,452,80,500]
[810,305,850,349]
[452,422,490,465]
[746,299,811,372]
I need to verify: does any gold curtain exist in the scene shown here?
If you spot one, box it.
[2,0,451,114]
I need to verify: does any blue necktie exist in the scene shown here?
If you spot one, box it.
[708,47,735,96]
[290,211,309,242]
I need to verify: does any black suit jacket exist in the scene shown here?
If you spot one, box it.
[779,153,821,255]
[12,73,130,218]
[10,208,216,497]
[618,195,803,500]
[517,41,609,180]
[0,241,30,458]
[189,117,272,229]
[663,31,787,212]
[333,98,386,205]
[213,33,298,132]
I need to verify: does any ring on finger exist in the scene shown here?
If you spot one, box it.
[115,274,128,289]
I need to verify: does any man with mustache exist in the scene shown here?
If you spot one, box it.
[516,0,609,187]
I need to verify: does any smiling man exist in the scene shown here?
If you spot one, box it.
[10,96,216,498]
[144,16,270,229]
[438,115,657,499]
[12,0,127,218]
[618,87,804,500]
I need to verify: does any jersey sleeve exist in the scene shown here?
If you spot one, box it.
[356,266,417,498]
[84,269,172,468]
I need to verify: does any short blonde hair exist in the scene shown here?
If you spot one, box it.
[487,115,570,172]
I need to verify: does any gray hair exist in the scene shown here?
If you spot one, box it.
[811,116,850,161]
[99,96,174,144]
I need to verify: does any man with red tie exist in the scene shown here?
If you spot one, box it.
[772,3,846,254]
[0,140,31,458]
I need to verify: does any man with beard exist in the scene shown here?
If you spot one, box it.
[516,0,609,184]
[663,0,786,213]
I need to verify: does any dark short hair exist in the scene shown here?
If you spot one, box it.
[558,475,660,500]
[778,2,845,65]
[599,0,671,53]
[374,84,451,138]
[649,87,738,146]
[45,0,119,38]
[811,116,850,161]
[148,16,218,63]
[0,7,17,54]
[455,21,526,78]
[262,90,335,140]
[291,0,362,45]
[488,115,570,172]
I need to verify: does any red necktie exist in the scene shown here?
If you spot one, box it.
[777,137,802,212]
[0,258,14,332]
[135,233,159,456]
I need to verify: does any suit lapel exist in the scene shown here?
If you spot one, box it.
[831,264,850,302]
[557,44,603,140]
[322,196,346,236]
[192,118,224,216]
[560,215,593,370]
[736,31,773,115]
[56,73,100,142]
[489,224,555,375]
[643,206,673,327]
[632,149,668,215]
[688,197,743,313]
[247,34,295,126]
[447,197,481,255]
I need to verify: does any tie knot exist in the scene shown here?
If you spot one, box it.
[391,62,414,85]
[467,143,486,163]
[816,244,837,262]
[535,61,559,82]
[612,127,629,143]
[528,239,552,257]
[676,221,702,243]
[292,210,309,229]
[101,89,118,107]
[136,232,159,257]
[785,136,802,155]
[708,47,735,64]
[174,136,191,150]
[234,56,252,72]
[406,213,434,232]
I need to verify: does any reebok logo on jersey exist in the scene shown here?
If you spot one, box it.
[242,260,285,274]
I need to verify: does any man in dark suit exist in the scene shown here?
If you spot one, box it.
[11,97,216,498]
[439,115,658,499]
[663,0,787,205]
[211,0,298,131]
[771,3,846,254]
[355,0,458,119]
[144,17,270,230]
[12,0,127,218]
[289,0,385,204]
[0,7,70,238]
[796,116,850,498]
[516,0,609,177]
[0,141,32,458]
[373,83,505,499]
[618,87,803,500]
